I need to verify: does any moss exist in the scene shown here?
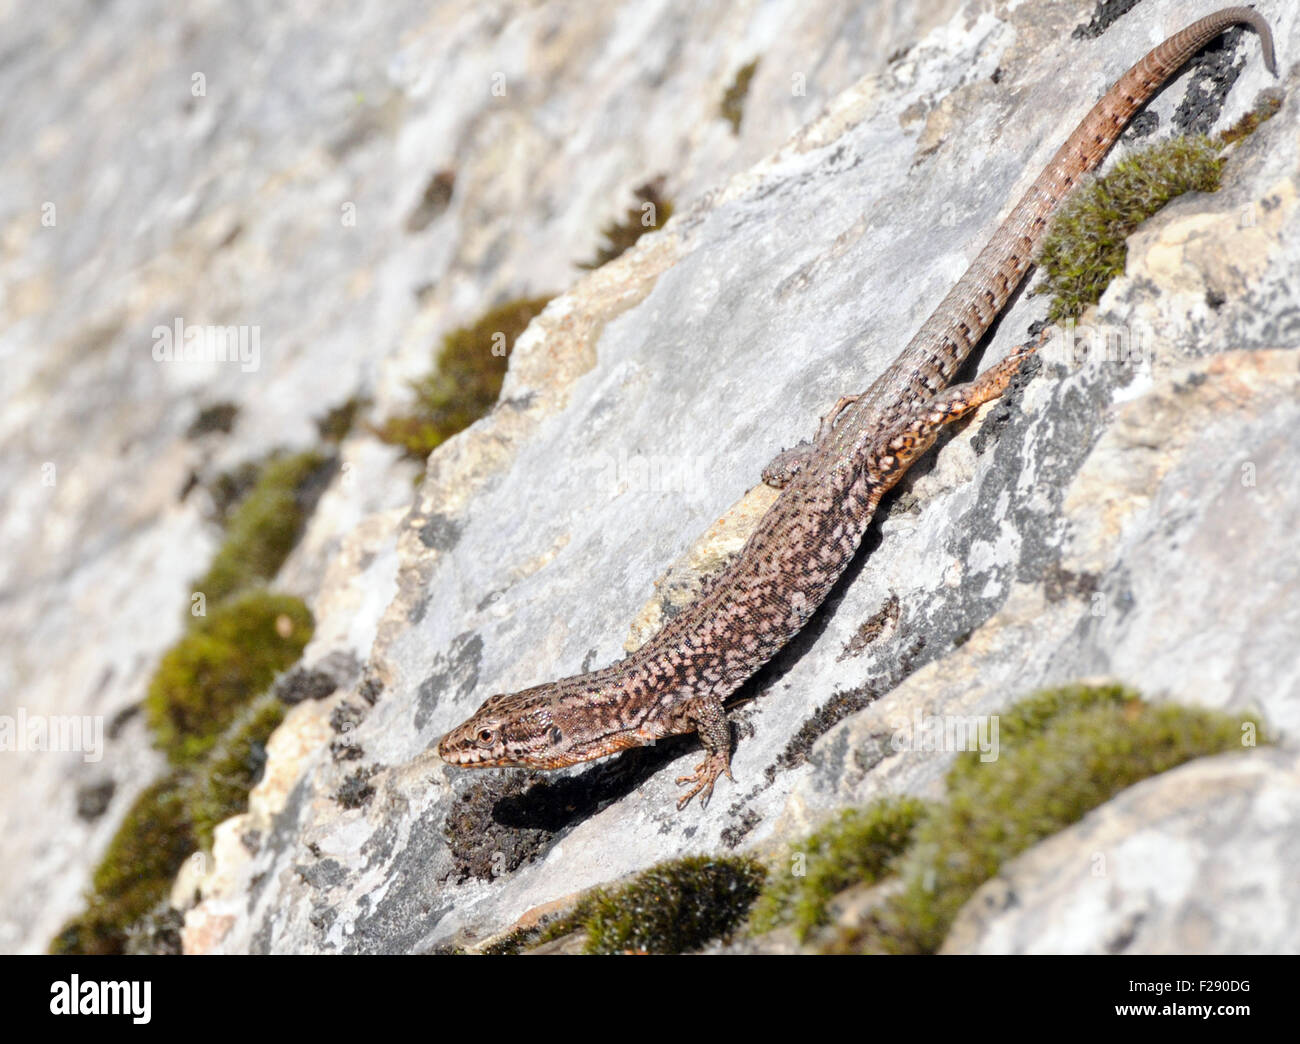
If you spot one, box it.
[50,774,196,955]
[514,856,764,954]
[749,796,929,940]
[1035,136,1225,321]
[193,450,334,608]
[575,856,764,954]
[145,590,313,765]
[1216,93,1283,147]
[373,295,552,463]
[720,58,759,134]
[578,180,673,270]
[315,394,370,444]
[836,685,1263,953]
[188,693,285,848]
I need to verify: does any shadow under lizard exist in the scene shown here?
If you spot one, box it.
[438,8,1277,810]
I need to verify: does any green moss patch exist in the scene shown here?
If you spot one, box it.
[54,690,292,953]
[1035,136,1225,321]
[315,394,370,444]
[720,59,759,134]
[578,180,673,270]
[749,797,929,940]
[373,295,552,463]
[194,450,334,608]
[188,693,285,848]
[146,590,312,765]
[50,774,196,955]
[836,685,1262,953]
[526,856,764,954]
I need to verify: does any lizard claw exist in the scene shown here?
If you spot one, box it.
[674,753,735,811]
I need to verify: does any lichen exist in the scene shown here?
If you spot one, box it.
[720,59,759,134]
[145,590,313,765]
[188,693,285,848]
[749,797,929,940]
[578,180,673,270]
[834,685,1263,953]
[1035,136,1225,321]
[186,401,239,439]
[193,450,334,608]
[373,295,552,463]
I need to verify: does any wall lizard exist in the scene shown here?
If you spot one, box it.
[438,7,1276,809]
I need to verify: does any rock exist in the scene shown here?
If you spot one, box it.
[2,0,1296,955]
[941,748,1300,954]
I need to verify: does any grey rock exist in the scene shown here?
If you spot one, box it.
[941,748,1300,954]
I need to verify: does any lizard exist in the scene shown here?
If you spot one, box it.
[437,7,1277,810]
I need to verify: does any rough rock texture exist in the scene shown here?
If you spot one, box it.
[941,748,1300,954]
[2,0,1297,954]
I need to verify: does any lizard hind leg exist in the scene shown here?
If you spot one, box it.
[872,339,1038,487]
[672,695,735,811]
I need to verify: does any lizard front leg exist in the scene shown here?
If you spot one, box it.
[762,393,863,488]
[670,695,734,811]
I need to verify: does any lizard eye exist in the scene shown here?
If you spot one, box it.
[549,727,563,744]
[475,728,497,747]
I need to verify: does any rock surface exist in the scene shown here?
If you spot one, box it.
[1,0,1297,954]
[941,748,1300,954]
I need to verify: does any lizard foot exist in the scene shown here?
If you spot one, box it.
[675,751,735,811]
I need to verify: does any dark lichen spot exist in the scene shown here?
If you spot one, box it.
[372,295,552,463]
[418,512,462,552]
[770,633,928,780]
[720,59,759,134]
[75,779,116,821]
[107,703,140,739]
[406,168,456,233]
[145,591,313,765]
[185,401,239,439]
[412,632,483,731]
[335,766,379,809]
[274,665,340,705]
[577,179,673,270]
[1042,562,1101,603]
[1171,28,1257,137]
[720,808,762,849]
[1071,0,1142,40]
[295,857,346,890]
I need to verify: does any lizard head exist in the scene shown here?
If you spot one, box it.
[436,684,582,770]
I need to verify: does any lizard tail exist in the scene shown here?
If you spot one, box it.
[887,6,1276,400]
